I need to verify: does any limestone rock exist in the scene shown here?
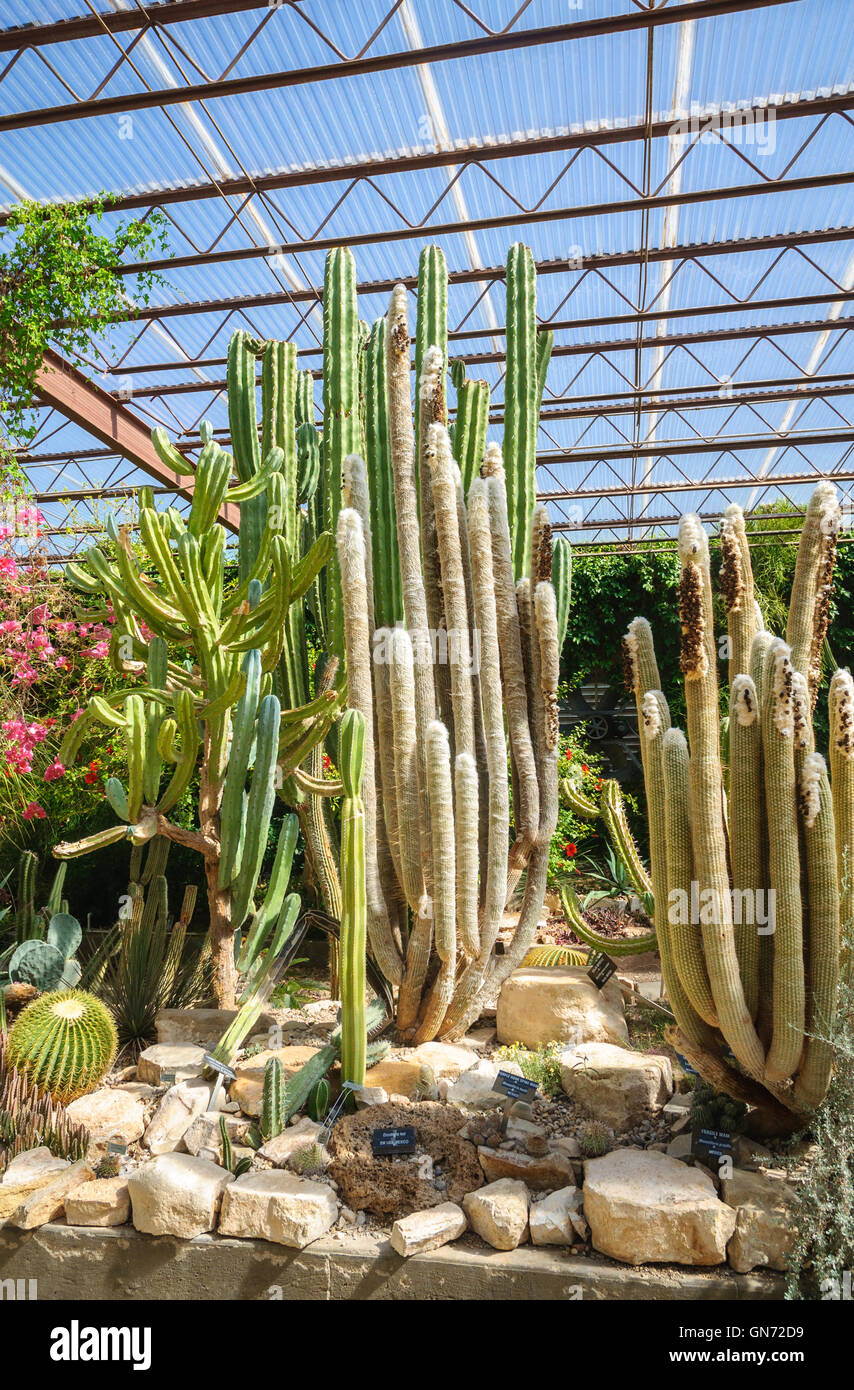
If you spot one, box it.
[497,967,628,1050]
[390,1203,467,1257]
[65,1176,130,1228]
[155,1007,277,1048]
[361,1057,423,1098]
[409,1042,479,1081]
[65,1088,146,1157]
[127,1153,233,1238]
[229,1046,321,1117]
[477,1145,574,1192]
[1,1146,68,1186]
[583,1148,735,1266]
[143,1081,212,1155]
[463,1178,530,1251]
[8,1160,94,1229]
[354,1086,389,1108]
[137,1044,207,1086]
[259,1116,323,1167]
[530,1185,588,1245]
[722,1169,797,1273]
[560,1042,672,1130]
[0,1148,70,1225]
[183,1110,251,1162]
[444,1058,525,1110]
[219,1170,337,1248]
[327,1100,482,1218]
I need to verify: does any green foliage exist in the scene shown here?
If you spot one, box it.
[495,1040,564,1096]
[785,976,854,1299]
[0,197,169,440]
[7,988,117,1102]
[549,729,610,885]
[0,195,168,439]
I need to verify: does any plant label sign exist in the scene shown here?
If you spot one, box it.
[371,1126,416,1156]
[203,1054,237,1081]
[492,1070,538,1101]
[692,1126,734,1166]
[587,950,617,989]
[160,1071,176,1086]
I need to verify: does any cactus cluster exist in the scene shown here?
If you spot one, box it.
[624,485,851,1125]
[0,1035,90,1174]
[335,245,560,1041]
[6,989,117,1104]
[51,341,344,1007]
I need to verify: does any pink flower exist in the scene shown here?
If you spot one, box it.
[22,802,46,820]
[43,759,65,781]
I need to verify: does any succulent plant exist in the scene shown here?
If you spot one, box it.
[622,486,849,1126]
[95,1154,121,1179]
[8,912,83,993]
[0,1034,90,1173]
[6,989,118,1103]
[261,1057,285,1142]
[307,1078,330,1123]
[578,1120,612,1158]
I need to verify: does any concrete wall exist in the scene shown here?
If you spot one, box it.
[0,1224,785,1301]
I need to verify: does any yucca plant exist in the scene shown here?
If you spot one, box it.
[100,883,210,1057]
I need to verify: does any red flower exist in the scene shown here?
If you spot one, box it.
[84,771,100,785]
[564,842,577,858]
[322,753,331,771]
[565,749,573,760]
[581,764,589,774]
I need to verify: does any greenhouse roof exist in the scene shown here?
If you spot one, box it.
[1,0,853,556]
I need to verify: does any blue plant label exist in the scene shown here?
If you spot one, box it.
[160,1071,176,1086]
[203,1053,237,1081]
[492,1070,538,1101]
[106,1140,126,1156]
[587,950,617,989]
[371,1126,416,1156]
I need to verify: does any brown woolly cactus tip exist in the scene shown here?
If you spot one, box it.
[531,504,553,583]
[809,519,839,702]
[419,344,446,425]
[769,637,796,738]
[830,668,854,757]
[641,690,666,740]
[678,512,709,565]
[480,440,503,478]
[799,751,825,828]
[678,563,708,679]
[621,635,636,692]
[791,671,812,750]
[388,284,410,353]
[719,506,746,613]
[731,674,758,727]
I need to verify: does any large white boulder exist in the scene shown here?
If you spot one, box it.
[128,1153,233,1238]
[137,1044,207,1086]
[721,1169,798,1274]
[560,1042,672,1130]
[7,1160,94,1230]
[219,1170,337,1248]
[583,1148,735,1266]
[463,1178,530,1251]
[497,967,628,1049]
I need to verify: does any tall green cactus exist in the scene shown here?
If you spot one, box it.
[334,273,560,1041]
[322,247,360,660]
[504,243,539,580]
[261,1056,285,1141]
[338,709,367,1085]
[622,486,845,1127]
[51,338,342,1009]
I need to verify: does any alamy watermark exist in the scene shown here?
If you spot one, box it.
[670,106,777,156]
[668,882,776,936]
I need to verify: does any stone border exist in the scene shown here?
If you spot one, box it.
[0,1223,785,1301]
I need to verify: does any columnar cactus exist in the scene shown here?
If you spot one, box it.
[51,336,343,1009]
[621,485,846,1125]
[337,709,368,1085]
[334,275,560,1041]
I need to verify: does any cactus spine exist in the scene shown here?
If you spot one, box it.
[625,488,846,1125]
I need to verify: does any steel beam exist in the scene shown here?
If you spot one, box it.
[15,90,846,223]
[539,469,854,502]
[538,429,854,465]
[0,2,799,132]
[32,351,237,531]
[0,1,263,50]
